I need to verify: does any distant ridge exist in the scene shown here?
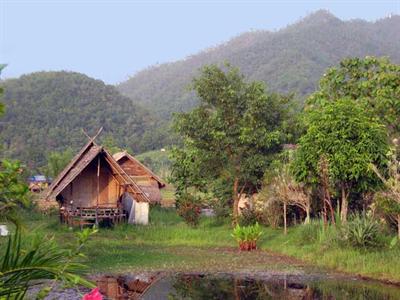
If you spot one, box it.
[117,10,400,118]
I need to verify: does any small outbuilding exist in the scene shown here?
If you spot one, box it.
[113,151,166,204]
[45,139,150,227]
[28,175,51,193]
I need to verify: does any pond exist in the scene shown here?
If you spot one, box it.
[95,272,400,299]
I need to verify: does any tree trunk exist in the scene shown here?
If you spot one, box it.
[305,203,311,224]
[232,177,240,224]
[398,214,400,239]
[340,185,348,223]
[322,195,327,226]
[283,202,287,235]
[327,197,335,225]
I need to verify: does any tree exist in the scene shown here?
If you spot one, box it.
[308,56,400,137]
[371,146,400,238]
[100,134,123,155]
[43,148,74,178]
[171,64,293,222]
[0,160,29,215]
[293,98,389,222]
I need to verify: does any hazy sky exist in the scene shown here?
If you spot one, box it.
[1,0,399,84]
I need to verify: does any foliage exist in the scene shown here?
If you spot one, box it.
[176,193,202,227]
[371,147,400,237]
[100,135,123,155]
[42,147,74,178]
[293,98,389,221]
[0,160,29,217]
[231,222,262,250]
[117,11,400,119]
[0,87,4,117]
[339,213,382,249]
[255,175,282,228]
[0,71,167,170]
[238,207,258,227]
[255,200,282,228]
[136,149,171,178]
[271,161,311,225]
[206,197,231,221]
[170,64,293,221]
[308,56,400,136]
[0,225,97,299]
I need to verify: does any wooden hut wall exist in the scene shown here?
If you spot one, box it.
[60,155,121,208]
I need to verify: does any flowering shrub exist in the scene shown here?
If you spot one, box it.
[177,193,202,227]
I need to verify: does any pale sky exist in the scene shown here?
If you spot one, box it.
[1,0,399,84]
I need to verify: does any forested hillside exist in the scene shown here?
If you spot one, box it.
[0,72,170,169]
[1,11,399,170]
[117,10,400,118]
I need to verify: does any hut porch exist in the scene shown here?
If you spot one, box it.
[60,206,125,229]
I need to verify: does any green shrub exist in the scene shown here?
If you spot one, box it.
[238,208,258,226]
[176,193,202,227]
[231,222,263,251]
[340,213,382,249]
[297,220,323,244]
[297,220,340,247]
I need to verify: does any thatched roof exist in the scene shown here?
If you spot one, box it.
[45,140,150,202]
[113,151,166,188]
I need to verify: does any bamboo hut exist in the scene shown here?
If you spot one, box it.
[113,151,166,204]
[45,139,150,227]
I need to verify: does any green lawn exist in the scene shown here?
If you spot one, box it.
[15,207,400,283]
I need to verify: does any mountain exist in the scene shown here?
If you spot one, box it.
[0,71,168,169]
[117,10,400,118]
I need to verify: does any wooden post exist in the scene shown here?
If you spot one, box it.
[96,155,100,226]
[283,202,287,235]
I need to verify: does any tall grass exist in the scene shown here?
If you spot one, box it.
[260,215,400,282]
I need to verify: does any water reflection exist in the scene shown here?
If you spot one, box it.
[97,273,400,300]
[97,274,160,299]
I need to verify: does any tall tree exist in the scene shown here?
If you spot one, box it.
[171,64,293,222]
[292,98,389,222]
[308,56,400,137]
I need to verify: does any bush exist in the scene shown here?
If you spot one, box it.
[208,197,230,220]
[253,192,282,228]
[297,220,340,247]
[231,222,263,251]
[340,213,382,249]
[176,193,202,227]
[238,207,258,226]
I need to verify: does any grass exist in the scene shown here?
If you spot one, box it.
[7,208,400,284]
[259,220,400,283]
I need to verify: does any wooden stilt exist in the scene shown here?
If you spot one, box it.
[96,155,100,226]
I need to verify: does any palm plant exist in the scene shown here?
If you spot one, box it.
[0,224,96,299]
